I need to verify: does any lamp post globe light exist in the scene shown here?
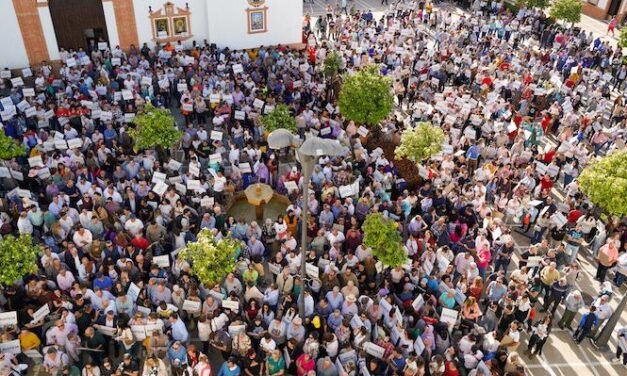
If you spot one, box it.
[267,130,344,320]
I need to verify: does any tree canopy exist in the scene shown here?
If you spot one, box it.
[0,234,39,286]
[550,0,583,25]
[261,103,297,133]
[518,0,550,9]
[338,64,394,127]
[0,129,26,161]
[619,27,627,48]
[323,51,343,78]
[128,104,182,151]
[578,151,627,217]
[395,122,445,163]
[177,229,241,286]
[362,213,406,268]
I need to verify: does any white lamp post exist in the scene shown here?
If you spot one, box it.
[267,130,344,320]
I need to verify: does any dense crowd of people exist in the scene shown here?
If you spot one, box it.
[0,0,626,375]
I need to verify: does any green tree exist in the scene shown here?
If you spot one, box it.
[550,0,582,26]
[518,0,550,9]
[578,151,627,217]
[395,122,445,163]
[177,229,241,286]
[362,213,406,268]
[0,129,26,161]
[0,234,39,285]
[261,103,297,133]
[323,51,343,78]
[619,27,627,48]
[338,64,394,127]
[128,104,182,151]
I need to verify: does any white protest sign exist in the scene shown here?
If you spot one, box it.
[210,131,223,141]
[127,282,140,302]
[152,181,168,196]
[153,255,170,268]
[28,156,43,168]
[364,342,385,359]
[187,179,201,191]
[440,308,459,326]
[32,304,50,323]
[221,300,239,311]
[0,340,20,354]
[182,300,201,313]
[0,311,17,327]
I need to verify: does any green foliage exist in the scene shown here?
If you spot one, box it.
[550,0,582,25]
[128,104,182,151]
[261,103,297,133]
[578,151,627,217]
[323,51,343,78]
[177,229,240,286]
[338,64,394,127]
[0,129,26,161]
[619,27,627,49]
[517,0,550,9]
[395,122,445,163]
[362,213,406,268]
[0,234,39,285]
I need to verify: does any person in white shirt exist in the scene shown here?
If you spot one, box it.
[17,211,33,235]
[124,215,144,236]
[73,226,93,250]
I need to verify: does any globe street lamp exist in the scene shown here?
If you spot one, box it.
[267,130,344,320]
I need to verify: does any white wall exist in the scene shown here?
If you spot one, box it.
[132,0,209,49]
[38,5,60,60]
[0,1,30,69]
[207,0,303,50]
[102,0,120,48]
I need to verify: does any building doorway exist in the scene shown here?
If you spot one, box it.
[608,0,622,18]
[48,0,109,52]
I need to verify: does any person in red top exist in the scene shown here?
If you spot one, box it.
[443,359,460,376]
[131,232,149,250]
[567,208,583,224]
[295,353,316,376]
[539,174,553,192]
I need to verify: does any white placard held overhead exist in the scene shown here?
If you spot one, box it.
[210,131,223,141]
[221,300,239,311]
[182,300,201,312]
[440,308,459,326]
[0,311,17,327]
[98,42,108,50]
[232,64,244,74]
[239,163,252,174]
[32,304,51,323]
[187,179,201,191]
[364,342,385,359]
[0,340,21,354]
[234,111,246,120]
[10,77,24,87]
[153,255,170,268]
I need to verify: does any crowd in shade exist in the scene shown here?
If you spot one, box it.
[1,0,627,375]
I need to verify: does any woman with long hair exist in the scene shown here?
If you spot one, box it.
[526,315,553,356]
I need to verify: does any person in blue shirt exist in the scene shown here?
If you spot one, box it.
[167,341,188,370]
[465,141,481,175]
[217,357,241,376]
[574,306,599,344]
[169,313,189,343]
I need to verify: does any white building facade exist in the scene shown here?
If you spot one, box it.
[1,0,303,69]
